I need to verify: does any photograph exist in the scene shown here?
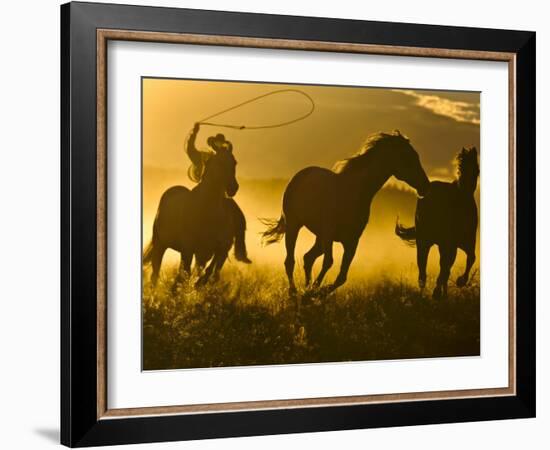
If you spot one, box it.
[141,78,481,370]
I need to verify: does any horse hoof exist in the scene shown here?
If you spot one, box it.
[301,293,314,306]
[195,277,208,288]
[418,278,426,289]
[302,286,321,303]
[456,276,467,287]
[433,285,448,299]
[288,286,298,297]
[317,285,336,298]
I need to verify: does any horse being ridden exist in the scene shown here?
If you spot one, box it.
[143,129,241,287]
[396,146,479,298]
[186,124,251,264]
[262,131,430,295]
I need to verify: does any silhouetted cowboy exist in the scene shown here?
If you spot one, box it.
[186,123,251,263]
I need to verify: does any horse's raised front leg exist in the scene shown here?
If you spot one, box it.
[457,248,475,287]
[325,238,359,293]
[417,241,431,290]
[303,238,323,286]
[284,223,301,295]
[433,244,457,299]
[313,240,333,288]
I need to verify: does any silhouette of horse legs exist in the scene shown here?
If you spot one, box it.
[196,259,216,287]
[172,251,193,291]
[211,239,231,283]
[319,238,359,295]
[195,249,229,287]
[150,245,167,288]
[417,241,432,289]
[434,245,457,299]
[284,222,301,295]
[457,247,476,287]
[313,240,333,287]
[303,238,323,286]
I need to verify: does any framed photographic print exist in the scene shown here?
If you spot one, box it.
[60,2,536,447]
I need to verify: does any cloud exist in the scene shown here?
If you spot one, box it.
[394,90,480,125]
[383,178,418,194]
[429,166,454,181]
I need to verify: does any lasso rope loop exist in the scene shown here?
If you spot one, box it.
[198,89,315,130]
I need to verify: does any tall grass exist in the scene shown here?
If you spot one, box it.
[142,265,480,370]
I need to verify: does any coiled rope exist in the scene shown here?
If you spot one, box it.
[198,88,315,130]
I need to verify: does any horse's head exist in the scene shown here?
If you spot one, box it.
[203,136,239,197]
[388,131,430,196]
[456,146,479,194]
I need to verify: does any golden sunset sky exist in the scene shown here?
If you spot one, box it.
[142,78,480,181]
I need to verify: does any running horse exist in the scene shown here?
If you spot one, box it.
[396,146,479,298]
[143,142,239,287]
[262,131,430,295]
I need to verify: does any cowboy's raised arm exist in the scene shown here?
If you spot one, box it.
[185,122,202,165]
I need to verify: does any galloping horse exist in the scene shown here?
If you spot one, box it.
[262,131,430,295]
[143,144,239,287]
[396,146,479,298]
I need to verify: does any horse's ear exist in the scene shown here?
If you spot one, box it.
[392,129,409,141]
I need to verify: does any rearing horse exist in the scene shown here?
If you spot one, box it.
[262,131,430,295]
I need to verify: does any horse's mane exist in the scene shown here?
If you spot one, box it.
[332,130,410,174]
[455,146,479,192]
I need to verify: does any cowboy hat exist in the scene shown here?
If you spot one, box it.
[207,133,226,148]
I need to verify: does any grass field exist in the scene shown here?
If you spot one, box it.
[142,264,480,371]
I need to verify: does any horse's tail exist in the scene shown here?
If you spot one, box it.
[260,214,286,245]
[395,217,417,247]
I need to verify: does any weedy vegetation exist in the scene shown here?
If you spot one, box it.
[143,265,480,370]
